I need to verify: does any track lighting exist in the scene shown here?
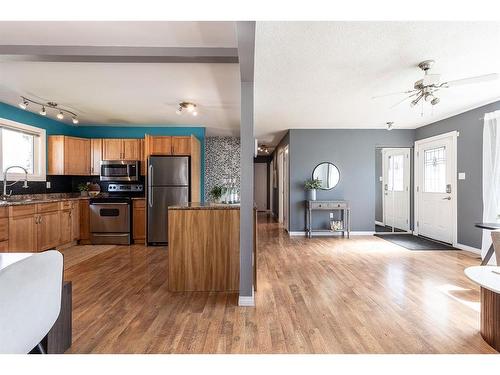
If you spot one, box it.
[19,100,28,109]
[386,122,394,131]
[431,97,440,106]
[176,101,199,117]
[18,96,79,124]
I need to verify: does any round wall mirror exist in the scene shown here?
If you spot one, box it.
[312,162,340,190]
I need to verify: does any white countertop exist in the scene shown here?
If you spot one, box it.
[0,253,34,271]
[465,266,500,294]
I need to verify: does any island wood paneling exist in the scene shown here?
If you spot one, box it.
[168,208,240,292]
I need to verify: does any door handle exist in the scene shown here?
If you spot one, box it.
[148,164,153,208]
[442,196,451,200]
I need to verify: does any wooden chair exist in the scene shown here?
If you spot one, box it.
[492,231,500,266]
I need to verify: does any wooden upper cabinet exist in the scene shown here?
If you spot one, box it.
[48,136,91,176]
[90,139,102,176]
[102,139,140,160]
[122,139,140,160]
[172,136,191,155]
[145,135,172,156]
[102,139,123,160]
[139,139,146,176]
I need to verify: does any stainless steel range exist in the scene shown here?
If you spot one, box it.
[90,183,143,245]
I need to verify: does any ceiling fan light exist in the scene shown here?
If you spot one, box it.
[175,108,182,115]
[431,97,440,105]
[424,93,434,102]
[186,104,195,112]
[192,111,198,117]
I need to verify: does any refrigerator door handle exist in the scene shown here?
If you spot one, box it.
[148,164,154,208]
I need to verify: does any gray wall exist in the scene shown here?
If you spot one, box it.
[289,129,416,232]
[204,137,240,202]
[415,100,500,249]
[375,148,383,223]
[271,131,290,218]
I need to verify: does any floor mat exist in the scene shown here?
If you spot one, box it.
[375,225,406,233]
[374,234,457,250]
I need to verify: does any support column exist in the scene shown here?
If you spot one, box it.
[237,21,256,306]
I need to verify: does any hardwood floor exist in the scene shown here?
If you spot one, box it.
[64,214,496,353]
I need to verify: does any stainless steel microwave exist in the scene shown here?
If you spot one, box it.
[100,160,139,182]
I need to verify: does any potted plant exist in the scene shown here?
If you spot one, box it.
[209,185,224,203]
[78,182,90,197]
[304,178,322,201]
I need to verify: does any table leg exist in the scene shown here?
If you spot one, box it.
[481,244,496,266]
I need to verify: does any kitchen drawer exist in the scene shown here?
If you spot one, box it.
[9,204,36,217]
[0,240,8,251]
[60,201,72,210]
[37,202,60,213]
[0,218,8,241]
[0,207,8,218]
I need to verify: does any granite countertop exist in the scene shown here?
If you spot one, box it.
[169,202,241,210]
[0,193,90,207]
[131,197,146,200]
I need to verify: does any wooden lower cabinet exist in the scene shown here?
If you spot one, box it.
[60,209,72,245]
[8,213,37,252]
[0,240,9,251]
[132,199,146,243]
[79,200,91,244]
[38,211,61,251]
[71,202,80,241]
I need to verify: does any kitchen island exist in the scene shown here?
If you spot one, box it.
[168,203,256,292]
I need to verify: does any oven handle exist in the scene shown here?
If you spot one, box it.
[148,164,153,208]
[90,202,129,206]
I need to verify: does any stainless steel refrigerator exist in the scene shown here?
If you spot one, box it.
[147,156,190,245]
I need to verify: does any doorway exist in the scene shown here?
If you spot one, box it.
[375,147,412,234]
[254,162,268,211]
[414,131,458,245]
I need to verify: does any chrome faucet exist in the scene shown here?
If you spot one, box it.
[1,166,29,200]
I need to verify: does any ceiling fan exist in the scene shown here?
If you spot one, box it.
[373,60,498,110]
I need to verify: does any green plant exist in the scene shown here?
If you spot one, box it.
[209,185,224,201]
[77,183,90,192]
[304,178,322,190]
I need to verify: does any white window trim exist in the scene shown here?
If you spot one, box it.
[0,117,47,182]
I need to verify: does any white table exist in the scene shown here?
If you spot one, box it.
[0,253,34,271]
[465,266,500,351]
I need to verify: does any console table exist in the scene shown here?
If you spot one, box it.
[306,200,350,238]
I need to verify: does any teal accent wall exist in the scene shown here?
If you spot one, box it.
[0,102,206,199]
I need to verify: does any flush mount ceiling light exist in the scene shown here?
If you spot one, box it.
[257,144,270,154]
[175,101,198,117]
[18,96,80,125]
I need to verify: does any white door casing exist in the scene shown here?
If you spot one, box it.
[382,148,411,232]
[415,131,458,245]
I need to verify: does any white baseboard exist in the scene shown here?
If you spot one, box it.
[455,243,482,255]
[289,231,374,236]
[375,221,384,226]
[238,289,255,307]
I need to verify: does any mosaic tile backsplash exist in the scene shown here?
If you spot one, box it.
[204,137,240,202]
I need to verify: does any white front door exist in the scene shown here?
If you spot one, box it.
[415,132,457,244]
[382,148,410,231]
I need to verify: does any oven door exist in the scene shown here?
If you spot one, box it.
[100,161,139,181]
[90,203,130,233]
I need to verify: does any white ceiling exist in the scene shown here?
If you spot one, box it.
[1,22,500,143]
[0,21,237,47]
[254,22,500,144]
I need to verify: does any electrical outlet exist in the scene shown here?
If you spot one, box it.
[329,213,334,219]
[458,173,466,180]
[46,181,51,189]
